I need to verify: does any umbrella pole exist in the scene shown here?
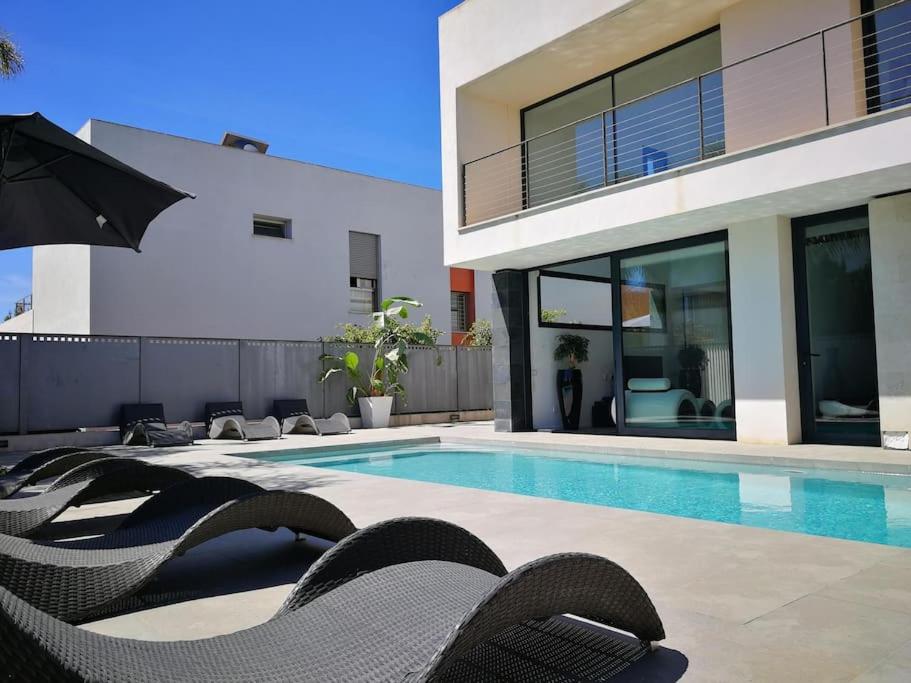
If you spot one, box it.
[0,124,14,205]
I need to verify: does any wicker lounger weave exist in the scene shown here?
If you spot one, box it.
[0,476,357,623]
[0,448,113,499]
[0,517,665,682]
[0,459,194,537]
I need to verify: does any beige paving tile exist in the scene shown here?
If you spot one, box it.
[819,564,911,615]
[742,595,911,664]
[45,424,911,680]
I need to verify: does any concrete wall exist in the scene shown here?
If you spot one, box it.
[869,193,911,447]
[720,0,861,153]
[728,216,802,444]
[441,0,898,273]
[32,245,91,335]
[32,120,481,343]
[527,273,613,429]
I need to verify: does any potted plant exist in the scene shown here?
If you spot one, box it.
[677,344,707,397]
[554,334,589,430]
[319,296,436,428]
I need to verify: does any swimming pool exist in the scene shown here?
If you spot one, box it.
[252,443,911,548]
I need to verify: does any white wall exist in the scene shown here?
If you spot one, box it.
[32,245,91,335]
[527,271,614,429]
[33,120,459,343]
[728,216,802,444]
[869,193,911,445]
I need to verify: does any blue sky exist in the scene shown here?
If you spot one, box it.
[0,0,460,316]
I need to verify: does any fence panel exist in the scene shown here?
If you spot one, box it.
[322,343,375,417]
[240,340,325,419]
[396,346,458,414]
[140,338,239,423]
[457,346,493,411]
[26,336,140,431]
[0,335,20,433]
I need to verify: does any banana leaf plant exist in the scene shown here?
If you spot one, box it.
[318,296,439,405]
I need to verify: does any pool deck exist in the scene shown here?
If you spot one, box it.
[15,422,911,681]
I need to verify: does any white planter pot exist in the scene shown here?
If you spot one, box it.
[358,396,394,429]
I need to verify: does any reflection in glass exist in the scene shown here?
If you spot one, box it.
[539,274,612,328]
[800,215,879,442]
[613,30,722,182]
[619,239,734,433]
[524,78,613,207]
[866,0,911,112]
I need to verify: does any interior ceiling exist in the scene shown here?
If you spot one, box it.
[463,0,741,109]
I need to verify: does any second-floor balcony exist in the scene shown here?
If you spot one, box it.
[462,0,911,227]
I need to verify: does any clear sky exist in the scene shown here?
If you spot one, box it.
[0,0,461,316]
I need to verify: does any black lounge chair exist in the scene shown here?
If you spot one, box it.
[0,447,113,500]
[273,399,352,436]
[120,403,195,447]
[206,401,281,441]
[0,476,356,623]
[0,458,193,537]
[0,517,665,681]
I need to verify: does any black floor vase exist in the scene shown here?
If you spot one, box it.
[557,368,583,430]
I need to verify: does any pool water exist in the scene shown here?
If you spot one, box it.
[253,444,911,548]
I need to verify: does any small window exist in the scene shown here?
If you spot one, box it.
[450,292,468,332]
[350,277,378,314]
[349,231,380,314]
[253,216,291,239]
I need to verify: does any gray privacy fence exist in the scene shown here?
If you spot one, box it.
[0,334,492,435]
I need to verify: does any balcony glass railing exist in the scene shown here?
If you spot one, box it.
[462,0,911,226]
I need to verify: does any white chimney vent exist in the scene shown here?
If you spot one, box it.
[220,132,269,154]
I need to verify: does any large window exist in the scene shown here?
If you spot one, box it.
[536,255,668,331]
[863,0,911,113]
[618,236,734,436]
[521,28,722,207]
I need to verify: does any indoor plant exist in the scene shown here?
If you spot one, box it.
[553,334,589,430]
[319,296,436,428]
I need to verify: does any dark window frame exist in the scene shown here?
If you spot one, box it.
[518,26,722,209]
[252,215,291,239]
[450,291,470,332]
[860,0,911,115]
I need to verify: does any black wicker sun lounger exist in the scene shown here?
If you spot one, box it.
[0,447,113,500]
[0,517,665,682]
[0,476,356,623]
[120,403,195,447]
[206,401,281,441]
[273,398,352,436]
[0,458,193,537]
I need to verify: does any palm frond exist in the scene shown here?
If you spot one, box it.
[0,31,25,79]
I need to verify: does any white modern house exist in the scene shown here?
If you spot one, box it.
[439,0,911,447]
[2,120,491,344]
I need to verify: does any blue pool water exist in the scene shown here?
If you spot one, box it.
[253,444,911,548]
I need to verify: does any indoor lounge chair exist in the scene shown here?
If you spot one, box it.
[120,403,195,447]
[0,447,113,500]
[273,399,352,436]
[206,401,281,441]
[0,458,193,537]
[0,517,666,681]
[0,476,356,622]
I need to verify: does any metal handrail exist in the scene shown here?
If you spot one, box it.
[463,0,908,168]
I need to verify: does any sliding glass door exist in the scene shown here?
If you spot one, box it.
[793,209,880,445]
[613,234,735,438]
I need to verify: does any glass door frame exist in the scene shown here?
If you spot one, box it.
[792,207,881,446]
[610,230,737,441]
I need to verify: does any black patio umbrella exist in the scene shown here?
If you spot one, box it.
[0,113,193,252]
